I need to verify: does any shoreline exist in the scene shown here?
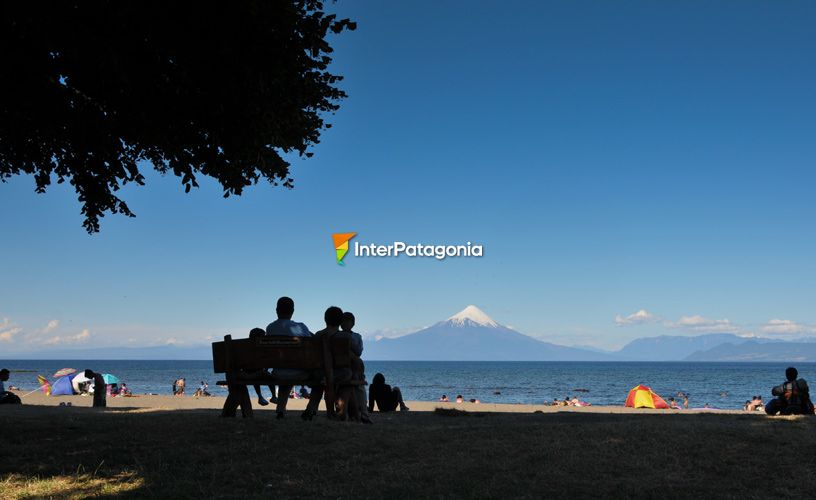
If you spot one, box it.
[12,391,753,414]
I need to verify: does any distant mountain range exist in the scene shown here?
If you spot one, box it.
[685,341,816,362]
[3,306,814,362]
[614,334,768,361]
[363,306,814,362]
[1,344,212,360]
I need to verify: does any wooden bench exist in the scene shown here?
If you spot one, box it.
[212,334,362,418]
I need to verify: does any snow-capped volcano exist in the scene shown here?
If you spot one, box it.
[445,305,499,328]
[365,305,611,361]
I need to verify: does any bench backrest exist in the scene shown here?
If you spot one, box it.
[212,335,353,373]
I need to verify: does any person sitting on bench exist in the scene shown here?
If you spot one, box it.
[247,328,277,406]
[765,366,814,415]
[300,306,351,421]
[266,296,313,419]
[336,311,370,423]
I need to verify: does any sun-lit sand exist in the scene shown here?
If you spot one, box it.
[14,391,749,414]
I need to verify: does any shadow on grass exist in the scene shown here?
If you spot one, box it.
[1,405,814,498]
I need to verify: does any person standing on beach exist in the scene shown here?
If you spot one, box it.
[85,369,106,408]
[765,367,814,415]
[266,296,313,419]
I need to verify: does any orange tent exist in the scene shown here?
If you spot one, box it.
[624,384,669,409]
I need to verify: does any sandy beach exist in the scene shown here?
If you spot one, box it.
[14,391,750,414]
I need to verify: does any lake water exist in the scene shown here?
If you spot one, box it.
[3,360,814,409]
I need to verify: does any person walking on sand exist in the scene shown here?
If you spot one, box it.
[765,367,814,416]
[85,369,106,408]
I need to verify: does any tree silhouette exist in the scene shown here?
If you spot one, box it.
[0,1,355,232]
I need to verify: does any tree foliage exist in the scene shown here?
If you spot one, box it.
[0,1,355,232]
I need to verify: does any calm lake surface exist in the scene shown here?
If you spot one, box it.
[3,360,814,409]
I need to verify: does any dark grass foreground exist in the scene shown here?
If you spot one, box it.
[1,406,815,499]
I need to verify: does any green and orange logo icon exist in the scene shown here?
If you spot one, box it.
[332,232,356,266]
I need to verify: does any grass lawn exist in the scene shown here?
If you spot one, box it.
[1,405,815,499]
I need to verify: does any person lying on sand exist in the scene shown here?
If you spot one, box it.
[745,395,763,411]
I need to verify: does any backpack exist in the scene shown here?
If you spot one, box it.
[782,380,815,415]
[783,381,801,407]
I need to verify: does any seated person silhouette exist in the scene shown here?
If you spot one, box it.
[765,367,814,416]
[368,372,409,413]
[247,328,276,406]
[266,296,313,419]
[0,369,22,405]
[301,306,352,421]
[335,311,370,423]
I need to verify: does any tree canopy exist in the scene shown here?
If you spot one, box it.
[0,1,355,232]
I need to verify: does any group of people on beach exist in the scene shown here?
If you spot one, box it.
[172,377,186,396]
[439,394,480,404]
[229,296,409,423]
[743,395,764,412]
[551,396,592,407]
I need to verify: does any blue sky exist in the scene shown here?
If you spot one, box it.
[1,1,815,352]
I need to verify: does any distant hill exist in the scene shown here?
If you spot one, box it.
[365,305,611,361]
[614,334,755,361]
[685,341,816,362]
[0,344,212,360]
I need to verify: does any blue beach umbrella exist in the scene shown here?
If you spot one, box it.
[101,374,120,385]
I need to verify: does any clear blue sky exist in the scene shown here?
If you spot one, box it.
[1,1,815,352]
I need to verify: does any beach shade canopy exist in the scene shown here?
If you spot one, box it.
[51,374,77,396]
[71,372,91,392]
[625,385,669,409]
[101,374,120,385]
[53,367,77,378]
